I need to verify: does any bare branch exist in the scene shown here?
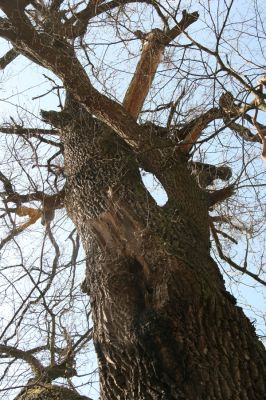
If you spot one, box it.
[65,0,169,39]
[0,48,18,69]
[189,161,232,188]
[123,29,165,119]
[0,179,65,249]
[0,207,42,251]
[180,91,264,154]
[252,84,266,162]
[123,10,199,119]
[0,177,65,208]
[211,222,266,286]
[0,125,59,136]
[179,108,223,153]
[0,344,44,377]
[165,10,199,43]
[0,4,147,150]
[208,185,235,207]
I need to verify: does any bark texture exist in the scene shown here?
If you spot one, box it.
[42,97,266,400]
[15,384,91,400]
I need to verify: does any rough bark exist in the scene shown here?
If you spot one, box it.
[15,384,91,400]
[41,98,266,400]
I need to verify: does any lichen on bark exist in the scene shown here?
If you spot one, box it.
[16,384,91,400]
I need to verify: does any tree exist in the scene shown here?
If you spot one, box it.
[0,0,266,399]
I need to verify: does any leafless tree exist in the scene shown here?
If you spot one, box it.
[0,1,265,399]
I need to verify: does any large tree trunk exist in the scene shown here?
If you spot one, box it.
[44,97,266,400]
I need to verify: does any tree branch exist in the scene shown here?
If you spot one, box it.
[0,208,64,251]
[123,29,165,119]
[0,174,65,249]
[0,3,148,150]
[0,48,18,69]
[252,87,266,162]
[0,344,44,377]
[65,0,168,39]
[0,125,59,137]
[123,10,199,119]
[208,185,235,207]
[210,222,266,286]
[0,170,65,209]
[179,107,223,153]
[188,161,232,188]
[180,92,263,154]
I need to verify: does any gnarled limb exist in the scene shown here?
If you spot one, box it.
[123,29,165,120]
[16,206,42,228]
[208,185,235,207]
[179,107,223,154]
[123,11,199,119]
[50,0,64,12]
[188,161,232,188]
[0,170,65,213]
[0,207,40,251]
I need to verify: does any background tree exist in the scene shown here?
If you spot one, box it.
[0,0,266,399]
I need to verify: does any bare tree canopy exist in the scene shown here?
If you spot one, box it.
[0,1,265,399]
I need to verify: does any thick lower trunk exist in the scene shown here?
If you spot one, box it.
[59,102,266,399]
[81,203,266,400]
